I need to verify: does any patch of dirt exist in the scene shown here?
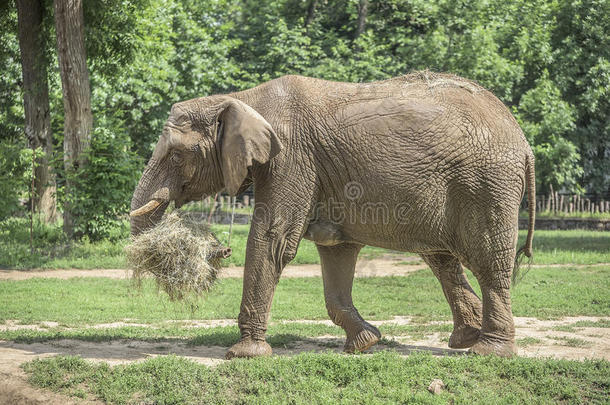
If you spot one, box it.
[0,257,426,280]
[1,316,607,359]
[0,268,130,281]
[0,374,101,405]
[3,259,607,280]
[0,351,101,405]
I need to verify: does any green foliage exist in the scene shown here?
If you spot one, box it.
[58,127,142,240]
[0,4,23,141]
[1,0,609,241]
[0,138,40,219]
[0,215,129,269]
[550,0,610,193]
[515,72,582,192]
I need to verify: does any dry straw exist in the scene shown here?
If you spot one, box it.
[126,212,231,301]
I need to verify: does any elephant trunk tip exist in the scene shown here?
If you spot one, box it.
[209,247,232,259]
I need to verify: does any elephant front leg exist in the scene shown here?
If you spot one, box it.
[317,243,381,353]
[225,223,300,359]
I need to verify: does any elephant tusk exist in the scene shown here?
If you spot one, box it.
[130,200,162,217]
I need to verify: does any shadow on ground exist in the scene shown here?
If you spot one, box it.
[0,335,466,369]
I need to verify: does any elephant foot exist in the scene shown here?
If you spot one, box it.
[448,325,480,349]
[344,323,381,353]
[469,336,516,358]
[226,338,272,359]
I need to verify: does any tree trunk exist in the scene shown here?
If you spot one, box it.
[304,0,318,29]
[355,0,368,39]
[53,0,93,238]
[16,0,56,222]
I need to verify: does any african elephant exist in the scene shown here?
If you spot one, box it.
[130,72,535,359]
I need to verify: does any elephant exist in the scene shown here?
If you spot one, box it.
[130,71,535,359]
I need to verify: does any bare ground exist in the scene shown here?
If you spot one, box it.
[1,316,608,365]
[1,258,608,280]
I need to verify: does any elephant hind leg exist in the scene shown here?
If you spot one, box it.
[421,253,482,349]
[462,227,519,357]
[317,243,381,353]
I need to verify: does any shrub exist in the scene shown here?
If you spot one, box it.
[0,138,37,220]
[59,127,142,241]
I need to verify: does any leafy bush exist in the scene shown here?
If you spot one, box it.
[515,72,583,193]
[58,127,142,241]
[0,138,38,220]
[0,216,64,268]
[0,215,130,268]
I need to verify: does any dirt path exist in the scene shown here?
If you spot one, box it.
[0,257,426,280]
[1,259,608,280]
[1,316,608,363]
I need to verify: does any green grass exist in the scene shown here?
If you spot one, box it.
[516,337,543,346]
[552,325,580,333]
[0,322,455,346]
[549,336,592,348]
[1,266,608,327]
[571,319,610,328]
[549,319,610,333]
[0,216,130,269]
[1,213,609,269]
[529,230,610,264]
[22,352,610,404]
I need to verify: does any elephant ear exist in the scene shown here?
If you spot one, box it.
[217,98,282,196]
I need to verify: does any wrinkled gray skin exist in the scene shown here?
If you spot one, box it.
[131,72,535,359]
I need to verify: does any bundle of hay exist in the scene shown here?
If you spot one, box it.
[126,212,231,301]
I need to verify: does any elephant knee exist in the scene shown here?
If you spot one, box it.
[267,231,299,270]
[281,247,297,268]
[268,236,299,277]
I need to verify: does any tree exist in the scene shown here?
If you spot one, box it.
[53,0,93,237]
[355,0,368,39]
[304,0,318,29]
[15,0,56,221]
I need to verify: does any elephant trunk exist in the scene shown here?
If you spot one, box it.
[130,161,171,236]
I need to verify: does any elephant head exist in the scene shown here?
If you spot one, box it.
[130,96,282,235]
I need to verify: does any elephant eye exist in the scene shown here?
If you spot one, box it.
[170,150,182,164]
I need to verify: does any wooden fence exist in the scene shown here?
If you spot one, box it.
[195,191,610,215]
[524,192,609,214]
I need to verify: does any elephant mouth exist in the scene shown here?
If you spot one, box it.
[130,186,172,218]
[174,198,189,209]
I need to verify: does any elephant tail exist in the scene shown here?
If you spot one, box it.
[513,153,536,286]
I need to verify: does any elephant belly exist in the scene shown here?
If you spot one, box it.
[304,217,447,254]
[303,221,353,246]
